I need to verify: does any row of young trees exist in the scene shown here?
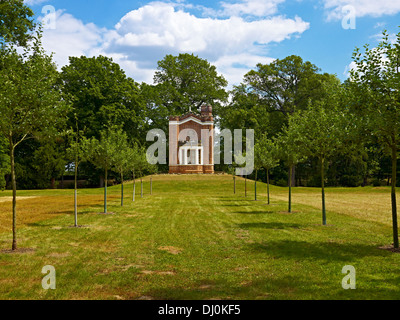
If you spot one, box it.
[247,30,400,248]
[1,1,399,250]
[66,126,153,226]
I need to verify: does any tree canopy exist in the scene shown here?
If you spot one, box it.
[0,0,35,47]
[153,53,228,116]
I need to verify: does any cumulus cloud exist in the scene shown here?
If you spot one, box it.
[39,1,310,86]
[39,10,105,68]
[323,0,400,20]
[218,0,285,17]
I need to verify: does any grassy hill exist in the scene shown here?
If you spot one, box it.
[0,174,399,300]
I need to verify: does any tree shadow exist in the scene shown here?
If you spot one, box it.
[233,211,275,215]
[238,222,302,229]
[246,240,388,262]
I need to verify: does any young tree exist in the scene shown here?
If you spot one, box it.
[65,120,92,227]
[110,130,130,207]
[0,37,68,250]
[350,29,400,248]
[90,128,123,214]
[126,143,140,202]
[275,129,306,213]
[253,148,262,201]
[288,81,349,225]
[255,135,279,205]
[136,146,149,198]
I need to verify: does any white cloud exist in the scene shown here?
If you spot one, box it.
[24,0,49,5]
[40,10,105,68]
[218,0,285,17]
[323,0,400,20]
[39,2,310,86]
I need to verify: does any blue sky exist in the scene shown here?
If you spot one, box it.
[24,0,400,87]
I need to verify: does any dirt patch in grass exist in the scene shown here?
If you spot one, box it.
[0,248,35,254]
[379,245,400,253]
[141,270,176,275]
[47,252,70,258]
[158,246,183,255]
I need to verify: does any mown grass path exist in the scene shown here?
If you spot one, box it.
[0,175,399,299]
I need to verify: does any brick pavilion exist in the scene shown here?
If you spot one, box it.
[169,105,214,174]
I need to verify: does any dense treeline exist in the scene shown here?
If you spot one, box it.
[0,50,398,190]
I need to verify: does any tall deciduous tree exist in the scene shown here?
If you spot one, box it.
[350,29,400,248]
[60,55,146,141]
[153,53,228,116]
[244,55,330,186]
[0,37,68,250]
[244,55,328,118]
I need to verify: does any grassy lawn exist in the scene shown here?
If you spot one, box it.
[0,174,399,300]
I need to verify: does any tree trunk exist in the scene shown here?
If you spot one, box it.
[141,176,143,198]
[291,165,296,187]
[233,175,236,194]
[121,171,124,207]
[74,159,78,227]
[288,165,292,213]
[150,177,153,195]
[9,142,17,251]
[391,146,399,248]
[245,177,247,198]
[321,158,327,226]
[104,168,108,214]
[266,168,270,205]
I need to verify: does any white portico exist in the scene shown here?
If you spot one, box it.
[178,143,203,166]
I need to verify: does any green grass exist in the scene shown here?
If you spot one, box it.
[0,174,399,300]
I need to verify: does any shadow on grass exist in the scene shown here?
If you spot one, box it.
[247,240,388,262]
[238,222,301,229]
[234,211,275,215]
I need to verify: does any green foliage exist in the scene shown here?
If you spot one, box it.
[254,134,279,172]
[89,127,125,172]
[350,28,400,247]
[153,53,228,116]
[244,55,329,117]
[60,55,146,142]
[32,138,67,189]
[350,29,400,154]
[0,36,69,147]
[0,136,9,189]
[0,0,35,47]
